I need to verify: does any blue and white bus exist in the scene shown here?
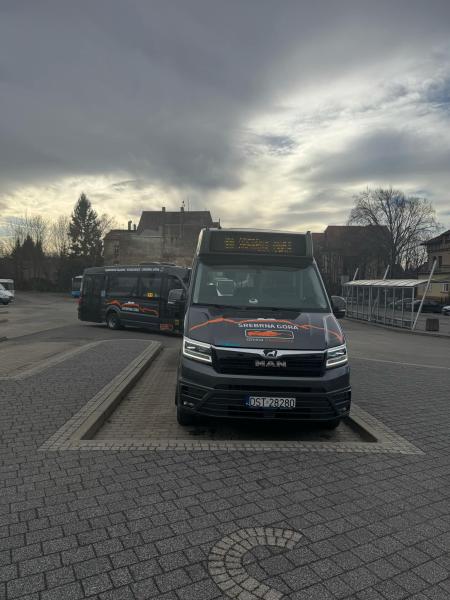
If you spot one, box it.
[71,275,83,298]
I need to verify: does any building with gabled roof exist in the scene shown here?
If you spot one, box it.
[419,229,450,303]
[313,225,389,294]
[104,207,220,266]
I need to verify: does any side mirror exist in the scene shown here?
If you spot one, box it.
[331,295,346,319]
[168,288,186,306]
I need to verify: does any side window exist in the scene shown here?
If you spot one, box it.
[81,276,93,296]
[92,275,104,294]
[139,274,162,300]
[106,274,139,297]
[164,275,183,300]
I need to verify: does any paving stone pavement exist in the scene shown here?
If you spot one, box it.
[0,336,450,599]
[89,349,420,455]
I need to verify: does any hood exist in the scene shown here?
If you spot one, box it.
[186,305,344,350]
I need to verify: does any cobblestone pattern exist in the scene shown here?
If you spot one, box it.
[0,337,450,599]
[208,527,302,599]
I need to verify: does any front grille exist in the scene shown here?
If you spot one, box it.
[213,349,325,377]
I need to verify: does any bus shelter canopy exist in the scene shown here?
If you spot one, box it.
[342,279,431,330]
[344,279,428,288]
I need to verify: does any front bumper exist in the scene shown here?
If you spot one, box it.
[178,356,351,422]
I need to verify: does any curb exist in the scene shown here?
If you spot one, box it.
[40,341,162,449]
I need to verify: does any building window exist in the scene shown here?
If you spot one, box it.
[438,256,443,267]
[113,244,120,258]
[442,283,449,293]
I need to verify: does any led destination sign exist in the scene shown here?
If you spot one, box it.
[209,231,307,256]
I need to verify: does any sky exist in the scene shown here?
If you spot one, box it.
[1,0,450,237]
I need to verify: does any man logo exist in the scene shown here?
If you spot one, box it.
[255,360,287,368]
[263,349,278,358]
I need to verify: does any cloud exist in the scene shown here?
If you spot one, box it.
[297,128,450,185]
[1,0,450,230]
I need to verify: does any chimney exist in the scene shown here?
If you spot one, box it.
[162,206,166,212]
[133,224,137,231]
[127,220,132,230]
[180,206,184,212]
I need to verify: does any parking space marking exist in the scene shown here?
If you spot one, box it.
[208,527,302,599]
[353,356,450,371]
[0,337,160,380]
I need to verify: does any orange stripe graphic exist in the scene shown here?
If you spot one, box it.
[189,317,343,343]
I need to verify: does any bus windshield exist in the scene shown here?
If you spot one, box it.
[192,262,329,311]
[0,280,13,292]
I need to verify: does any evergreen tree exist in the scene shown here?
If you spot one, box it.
[68,193,103,265]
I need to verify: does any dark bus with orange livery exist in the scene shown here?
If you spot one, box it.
[78,264,189,333]
[171,229,351,428]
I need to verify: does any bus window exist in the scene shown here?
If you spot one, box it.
[81,276,93,296]
[139,274,162,299]
[106,273,139,297]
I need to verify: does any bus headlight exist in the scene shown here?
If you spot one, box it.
[326,344,348,368]
[183,337,212,364]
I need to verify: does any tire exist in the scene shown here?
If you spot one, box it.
[176,402,196,426]
[106,311,121,330]
[322,418,341,430]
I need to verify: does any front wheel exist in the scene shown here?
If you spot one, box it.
[176,402,196,426]
[106,311,122,330]
[322,418,341,430]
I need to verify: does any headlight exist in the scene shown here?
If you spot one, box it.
[183,336,212,363]
[326,344,348,368]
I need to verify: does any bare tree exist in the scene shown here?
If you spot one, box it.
[27,215,48,247]
[98,213,118,238]
[403,243,428,276]
[3,214,49,253]
[348,187,441,276]
[3,217,27,253]
[48,215,71,257]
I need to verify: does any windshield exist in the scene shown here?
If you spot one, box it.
[192,262,329,311]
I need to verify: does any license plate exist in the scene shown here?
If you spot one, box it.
[246,396,296,409]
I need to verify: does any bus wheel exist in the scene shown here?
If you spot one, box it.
[322,418,341,430]
[176,402,196,426]
[106,311,121,330]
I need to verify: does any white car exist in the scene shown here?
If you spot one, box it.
[0,284,13,305]
[442,305,450,316]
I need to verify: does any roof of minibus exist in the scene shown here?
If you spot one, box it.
[83,264,189,274]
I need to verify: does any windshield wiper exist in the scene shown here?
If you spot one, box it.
[193,302,230,309]
[247,306,301,312]
[194,302,301,312]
